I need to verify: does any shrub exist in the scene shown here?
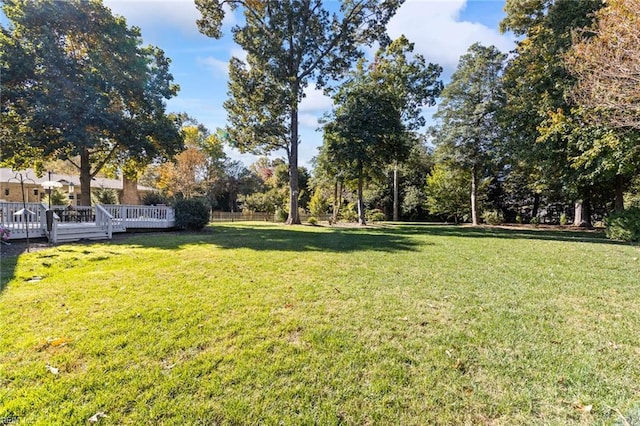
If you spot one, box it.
[515,213,523,224]
[142,191,169,206]
[366,209,386,223]
[174,198,210,231]
[559,213,568,226]
[604,207,640,242]
[307,216,318,226]
[530,216,541,227]
[275,209,288,222]
[92,188,118,205]
[482,210,503,225]
[339,203,358,222]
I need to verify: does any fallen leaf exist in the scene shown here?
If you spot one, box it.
[46,364,59,375]
[575,404,593,413]
[49,337,71,347]
[88,412,108,422]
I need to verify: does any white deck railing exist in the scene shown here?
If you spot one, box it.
[0,202,48,240]
[1,203,175,241]
[102,205,175,228]
[95,205,113,240]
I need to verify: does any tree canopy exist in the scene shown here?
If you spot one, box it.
[432,43,505,225]
[0,0,183,205]
[196,0,403,224]
[320,36,441,225]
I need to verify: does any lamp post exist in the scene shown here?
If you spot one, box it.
[41,171,63,209]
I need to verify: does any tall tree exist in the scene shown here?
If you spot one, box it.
[0,0,183,205]
[196,0,402,224]
[431,43,505,225]
[321,37,441,225]
[323,85,404,225]
[567,0,640,131]
[499,0,603,223]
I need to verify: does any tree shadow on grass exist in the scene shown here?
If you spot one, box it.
[382,223,629,246]
[110,224,422,253]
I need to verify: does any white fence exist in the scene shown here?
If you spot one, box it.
[102,205,175,229]
[0,202,48,240]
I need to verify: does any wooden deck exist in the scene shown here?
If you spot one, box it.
[1,202,175,243]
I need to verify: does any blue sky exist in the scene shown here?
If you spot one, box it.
[3,1,516,169]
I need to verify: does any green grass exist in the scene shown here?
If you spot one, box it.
[1,222,640,425]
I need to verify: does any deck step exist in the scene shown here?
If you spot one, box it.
[53,224,111,243]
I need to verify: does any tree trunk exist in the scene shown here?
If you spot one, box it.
[79,148,92,206]
[357,165,366,226]
[615,174,624,212]
[120,175,140,205]
[574,200,583,226]
[470,165,478,225]
[393,162,399,222]
[332,180,339,223]
[532,192,540,218]
[286,85,301,225]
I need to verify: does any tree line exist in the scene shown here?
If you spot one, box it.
[2,0,639,229]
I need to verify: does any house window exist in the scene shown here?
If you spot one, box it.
[33,189,39,196]
[3,188,8,196]
[68,194,75,200]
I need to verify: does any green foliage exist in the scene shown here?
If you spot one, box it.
[339,203,358,223]
[516,213,523,224]
[604,207,640,242]
[241,189,286,220]
[308,189,329,218]
[92,188,118,205]
[141,191,170,206]
[530,216,541,226]
[44,189,68,207]
[425,164,470,223]
[366,209,386,223]
[174,198,211,231]
[431,43,505,224]
[275,209,288,222]
[196,0,403,223]
[482,210,504,225]
[559,213,568,226]
[307,216,318,226]
[1,0,183,205]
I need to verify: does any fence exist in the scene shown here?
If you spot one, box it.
[209,211,333,223]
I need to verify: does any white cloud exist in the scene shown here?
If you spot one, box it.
[387,0,515,75]
[104,0,237,37]
[198,56,229,77]
[300,86,333,113]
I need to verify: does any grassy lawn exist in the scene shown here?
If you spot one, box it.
[1,222,639,424]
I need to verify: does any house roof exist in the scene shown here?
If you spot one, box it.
[0,168,155,192]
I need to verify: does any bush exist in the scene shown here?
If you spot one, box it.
[174,198,210,231]
[339,203,358,222]
[515,213,523,224]
[559,213,568,226]
[604,207,640,242]
[142,191,169,206]
[275,209,288,222]
[307,216,318,226]
[530,216,541,227]
[366,209,386,223]
[482,210,503,225]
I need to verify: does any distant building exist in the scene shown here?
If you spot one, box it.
[0,168,154,205]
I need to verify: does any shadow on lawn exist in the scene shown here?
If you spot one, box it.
[384,223,624,245]
[110,224,422,253]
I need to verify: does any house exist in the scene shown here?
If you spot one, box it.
[0,168,154,206]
